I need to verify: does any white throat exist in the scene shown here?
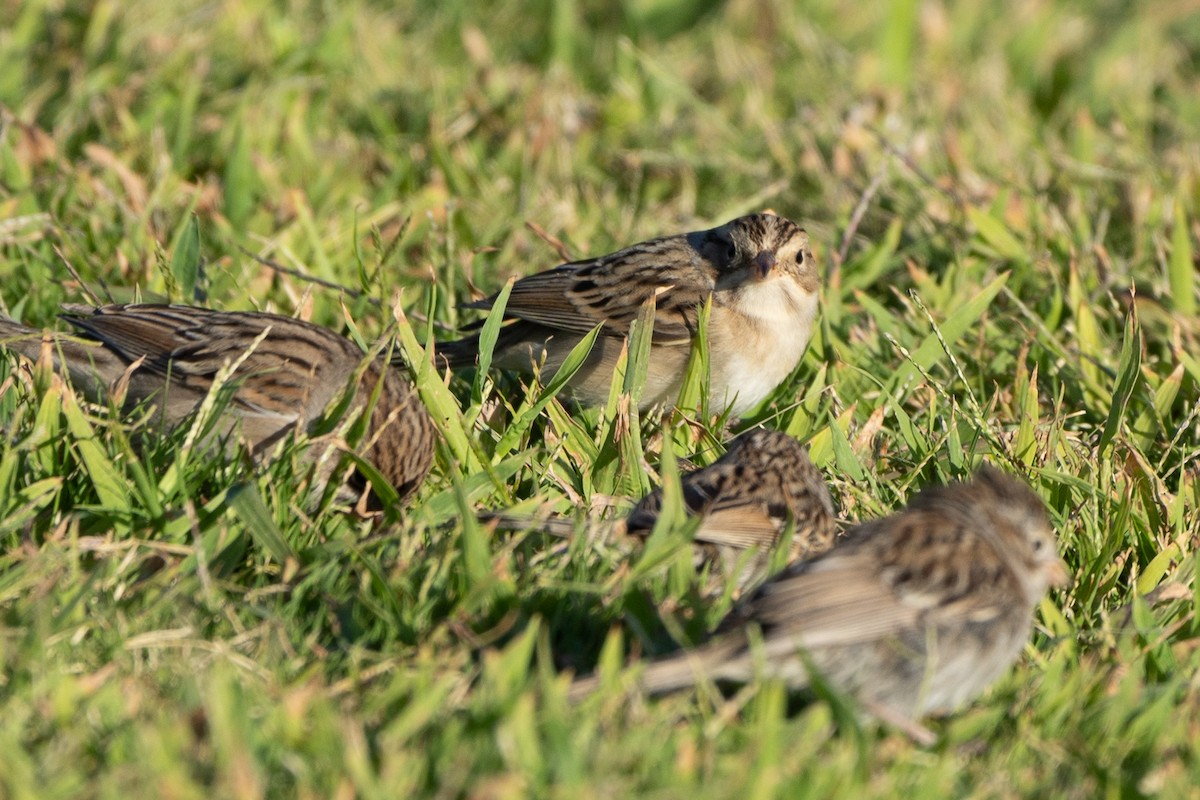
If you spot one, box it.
[708,277,819,415]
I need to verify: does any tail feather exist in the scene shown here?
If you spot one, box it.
[386,331,479,372]
[479,510,624,544]
[568,636,750,702]
[0,317,44,361]
[638,637,749,696]
[432,334,482,370]
[0,316,130,398]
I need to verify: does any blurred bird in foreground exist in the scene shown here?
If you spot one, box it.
[438,213,819,415]
[0,304,434,506]
[487,429,836,597]
[570,464,1068,735]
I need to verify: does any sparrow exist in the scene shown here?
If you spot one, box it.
[0,304,435,504]
[437,214,819,415]
[570,464,1069,724]
[625,429,837,594]
[487,429,836,597]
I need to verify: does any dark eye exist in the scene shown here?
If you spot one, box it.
[724,242,737,262]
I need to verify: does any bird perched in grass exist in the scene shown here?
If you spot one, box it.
[0,303,435,505]
[487,429,836,597]
[437,213,819,415]
[570,464,1068,733]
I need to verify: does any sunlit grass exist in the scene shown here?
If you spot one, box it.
[1,0,1199,796]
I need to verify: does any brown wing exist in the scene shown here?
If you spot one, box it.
[725,548,921,649]
[626,460,728,534]
[60,304,360,421]
[466,234,716,345]
[469,266,607,336]
[7,305,431,499]
[723,511,1017,650]
[691,506,782,551]
[627,461,782,551]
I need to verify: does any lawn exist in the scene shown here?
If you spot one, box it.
[1,0,1198,796]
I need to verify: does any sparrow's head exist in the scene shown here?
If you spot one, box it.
[693,214,817,292]
[911,463,1069,602]
[972,464,1069,595]
[722,428,810,466]
[718,428,837,546]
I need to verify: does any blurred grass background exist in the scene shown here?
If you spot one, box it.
[1,0,1199,796]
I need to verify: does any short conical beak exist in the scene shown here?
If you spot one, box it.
[753,250,776,279]
[1045,558,1070,587]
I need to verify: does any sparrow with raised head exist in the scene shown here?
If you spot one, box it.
[438,214,819,414]
[487,429,836,596]
[0,304,435,504]
[570,464,1069,724]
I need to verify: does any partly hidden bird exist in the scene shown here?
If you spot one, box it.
[0,303,434,505]
[569,464,1068,731]
[487,429,837,597]
[437,213,819,415]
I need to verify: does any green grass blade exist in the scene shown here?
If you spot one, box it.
[420,450,531,525]
[967,206,1026,262]
[493,323,602,457]
[225,481,298,565]
[391,294,483,474]
[878,0,918,89]
[1169,198,1196,316]
[58,389,132,512]
[674,295,711,418]
[473,277,514,406]
[170,214,202,303]
[223,120,254,229]
[1098,314,1141,455]
[885,272,1009,393]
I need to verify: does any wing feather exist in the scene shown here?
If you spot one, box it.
[466,238,715,344]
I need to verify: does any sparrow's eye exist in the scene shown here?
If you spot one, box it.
[724,242,737,262]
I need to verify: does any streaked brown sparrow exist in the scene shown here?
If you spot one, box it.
[488,429,836,596]
[571,464,1068,724]
[0,304,434,504]
[438,214,819,415]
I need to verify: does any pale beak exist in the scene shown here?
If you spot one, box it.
[1045,558,1070,587]
[753,250,776,279]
